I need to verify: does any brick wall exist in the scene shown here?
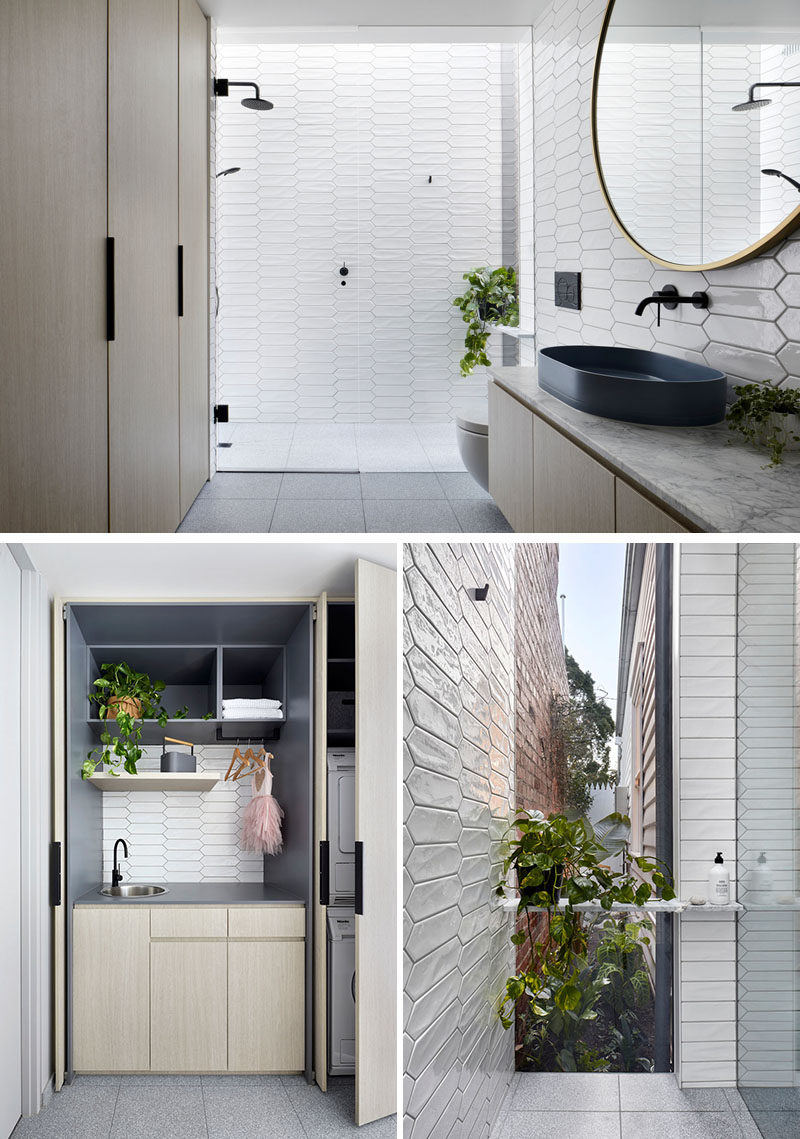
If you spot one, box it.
[404,542,516,1139]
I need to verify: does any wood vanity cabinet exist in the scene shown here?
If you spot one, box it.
[488,381,691,533]
[74,905,305,1073]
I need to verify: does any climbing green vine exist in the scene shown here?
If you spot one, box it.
[452,266,519,376]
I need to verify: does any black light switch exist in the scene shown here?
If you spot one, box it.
[555,272,581,311]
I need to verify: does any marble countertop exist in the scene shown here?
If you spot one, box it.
[489,366,800,532]
[74,882,304,906]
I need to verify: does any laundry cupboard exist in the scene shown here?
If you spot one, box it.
[52,560,397,1125]
[0,0,209,532]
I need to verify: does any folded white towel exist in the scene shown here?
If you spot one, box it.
[222,698,282,710]
[222,708,283,721]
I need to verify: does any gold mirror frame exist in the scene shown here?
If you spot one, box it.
[591,0,800,272]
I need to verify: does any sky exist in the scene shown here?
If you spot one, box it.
[557,542,627,727]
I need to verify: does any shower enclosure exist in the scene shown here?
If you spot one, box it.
[212,29,530,472]
[736,543,800,1139]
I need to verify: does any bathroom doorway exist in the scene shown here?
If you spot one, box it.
[212,26,532,473]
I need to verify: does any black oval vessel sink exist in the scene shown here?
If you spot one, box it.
[538,345,727,426]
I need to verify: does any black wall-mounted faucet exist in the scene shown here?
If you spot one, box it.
[112,838,128,887]
[635,284,709,326]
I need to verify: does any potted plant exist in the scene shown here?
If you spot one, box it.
[81,661,206,779]
[452,266,520,376]
[497,810,675,1072]
[726,379,800,466]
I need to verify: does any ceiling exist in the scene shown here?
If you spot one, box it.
[24,540,397,599]
[199,0,547,28]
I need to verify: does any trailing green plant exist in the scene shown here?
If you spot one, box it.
[548,649,616,815]
[81,661,212,780]
[497,810,674,1072]
[452,266,519,376]
[726,379,800,467]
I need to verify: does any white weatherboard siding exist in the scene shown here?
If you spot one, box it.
[677,544,738,1088]
[736,544,798,1087]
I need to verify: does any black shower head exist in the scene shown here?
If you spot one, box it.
[216,167,241,178]
[733,80,800,112]
[762,167,800,194]
[214,77,273,111]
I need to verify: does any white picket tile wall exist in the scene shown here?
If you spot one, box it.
[215,41,516,425]
[100,746,273,883]
[677,543,739,1088]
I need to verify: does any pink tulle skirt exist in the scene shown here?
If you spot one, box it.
[242,793,284,855]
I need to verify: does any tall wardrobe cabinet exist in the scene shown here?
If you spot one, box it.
[0,0,209,533]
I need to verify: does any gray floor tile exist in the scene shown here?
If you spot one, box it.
[200,473,284,499]
[743,1112,800,1139]
[177,498,276,533]
[449,499,512,532]
[496,1110,621,1139]
[218,443,292,470]
[270,498,366,532]
[360,473,445,500]
[12,1080,119,1139]
[202,1084,305,1138]
[281,1077,394,1137]
[362,499,460,533]
[110,1085,207,1138]
[436,473,492,501]
[280,473,362,499]
[619,1076,730,1113]
[118,1074,202,1086]
[621,1112,746,1139]
[512,1073,620,1113]
[740,1088,800,1112]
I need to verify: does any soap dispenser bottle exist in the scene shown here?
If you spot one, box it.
[749,852,772,901]
[708,852,730,906]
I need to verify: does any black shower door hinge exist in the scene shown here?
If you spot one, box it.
[214,404,229,423]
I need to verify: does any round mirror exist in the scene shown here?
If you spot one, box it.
[592,0,800,270]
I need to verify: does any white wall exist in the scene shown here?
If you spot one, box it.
[676,543,738,1088]
[215,40,510,425]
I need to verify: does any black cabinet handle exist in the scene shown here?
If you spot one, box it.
[50,842,61,907]
[178,245,184,317]
[319,840,330,907]
[106,237,115,341]
[355,841,363,915]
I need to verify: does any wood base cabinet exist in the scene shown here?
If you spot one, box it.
[73,905,305,1073]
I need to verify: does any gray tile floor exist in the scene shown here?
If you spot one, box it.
[177,472,512,534]
[491,1074,768,1139]
[12,1075,397,1139]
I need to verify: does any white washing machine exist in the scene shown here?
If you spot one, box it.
[327,908,355,1075]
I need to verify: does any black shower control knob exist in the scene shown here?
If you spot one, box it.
[339,265,349,277]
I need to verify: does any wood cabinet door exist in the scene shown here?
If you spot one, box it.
[313,592,328,1091]
[533,416,615,533]
[488,383,535,532]
[73,908,150,1071]
[228,941,305,1072]
[0,0,109,531]
[108,0,180,532]
[151,940,227,1071]
[178,0,210,517]
[354,560,397,1125]
[615,479,690,533]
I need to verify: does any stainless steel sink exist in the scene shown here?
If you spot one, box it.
[99,884,168,897]
[538,345,727,426]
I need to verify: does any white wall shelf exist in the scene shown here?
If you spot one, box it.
[498,897,688,914]
[88,772,220,792]
[499,328,536,340]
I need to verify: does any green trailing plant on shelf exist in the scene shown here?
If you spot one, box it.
[497,810,675,1072]
[81,661,212,780]
[452,266,519,376]
[726,379,800,467]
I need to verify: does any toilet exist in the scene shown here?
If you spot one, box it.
[455,404,489,492]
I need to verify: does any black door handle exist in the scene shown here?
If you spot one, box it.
[355,841,363,915]
[50,842,61,907]
[106,237,115,341]
[178,245,184,317]
[319,840,330,907]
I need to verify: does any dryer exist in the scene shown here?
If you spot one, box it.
[327,908,355,1075]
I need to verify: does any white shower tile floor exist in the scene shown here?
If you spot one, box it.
[216,423,466,473]
[177,472,512,533]
[12,1075,397,1139]
[491,1074,769,1139]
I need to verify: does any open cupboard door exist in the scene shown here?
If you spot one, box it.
[313,592,328,1091]
[354,560,397,1125]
